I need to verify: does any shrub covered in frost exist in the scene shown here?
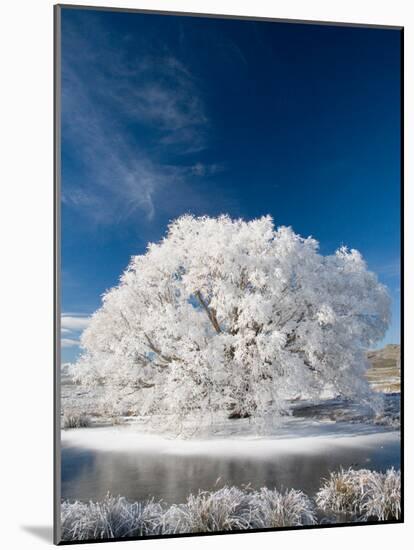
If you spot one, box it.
[61,495,164,541]
[162,486,252,533]
[316,468,401,521]
[62,411,91,429]
[250,488,316,528]
[361,468,401,521]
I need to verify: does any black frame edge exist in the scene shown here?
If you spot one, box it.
[54,3,62,546]
[55,3,403,31]
[399,26,404,524]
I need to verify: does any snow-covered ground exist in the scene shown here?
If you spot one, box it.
[61,381,108,417]
[61,376,400,433]
[62,417,399,457]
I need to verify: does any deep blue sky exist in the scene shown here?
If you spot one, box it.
[60,8,401,362]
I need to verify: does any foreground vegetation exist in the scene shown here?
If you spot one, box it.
[61,468,400,541]
[62,411,91,429]
[316,467,401,521]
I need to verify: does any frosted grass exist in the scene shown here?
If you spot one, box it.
[61,468,399,541]
[249,488,316,528]
[162,486,253,533]
[62,411,91,429]
[316,467,401,521]
[61,496,163,540]
[61,486,315,541]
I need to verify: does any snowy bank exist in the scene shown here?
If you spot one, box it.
[61,415,399,458]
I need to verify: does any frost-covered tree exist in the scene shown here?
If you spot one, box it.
[73,215,390,425]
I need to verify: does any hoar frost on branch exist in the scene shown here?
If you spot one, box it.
[72,215,390,428]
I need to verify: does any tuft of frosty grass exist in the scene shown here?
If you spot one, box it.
[316,467,401,521]
[61,495,164,540]
[249,488,316,528]
[62,411,91,429]
[162,486,253,533]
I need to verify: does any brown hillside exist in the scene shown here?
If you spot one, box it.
[366,344,401,393]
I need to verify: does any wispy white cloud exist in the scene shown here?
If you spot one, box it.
[61,338,80,348]
[190,163,224,177]
[61,312,89,352]
[62,18,209,224]
[112,56,207,146]
[61,314,90,331]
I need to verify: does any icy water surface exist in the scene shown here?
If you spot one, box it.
[62,422,400,504]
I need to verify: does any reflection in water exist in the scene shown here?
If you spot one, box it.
[62,437,400,504]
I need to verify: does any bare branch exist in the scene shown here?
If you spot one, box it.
[144,333,181,364]
[195,290,222,334]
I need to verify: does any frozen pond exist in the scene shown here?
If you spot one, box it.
[61,418,400,504]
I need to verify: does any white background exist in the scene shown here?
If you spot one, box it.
[0,0,412,548]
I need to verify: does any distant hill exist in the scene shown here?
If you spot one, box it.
[366,344,401,393]
[61,363,75,385]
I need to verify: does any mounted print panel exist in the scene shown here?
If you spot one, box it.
[54,5,403,544]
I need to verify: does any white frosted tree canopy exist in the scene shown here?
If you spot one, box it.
[73,215,390,424]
